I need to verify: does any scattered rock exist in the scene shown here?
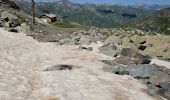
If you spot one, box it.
[59,38,74,45]
[130,35,146,44]
[138,45,147,51]
[78,45,93,51]
[99,43,118,57]
[121,36,131,46]
[44,64,81,71]
[9,28,18,33]
[113,56,135,65]
[112,64,158,79]
[101,60,117,66]
[149,71,170,88]
[121,48,144,58]
[149,71,170,99]
[104,35,120,45]
[9,19,21,28]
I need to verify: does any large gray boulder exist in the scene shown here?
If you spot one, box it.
[104,35,120,45]
[113,56,135,65]
[99,43,118,57]
[125,64,158,79]
[112,64,158,79]
[121,48,151,64]
[149,70,170,99]
[149,71,170,89]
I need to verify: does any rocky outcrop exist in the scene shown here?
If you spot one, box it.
[58,29,105,45]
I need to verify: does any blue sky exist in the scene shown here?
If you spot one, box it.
[37,0,170,5]
[71,0,170,5]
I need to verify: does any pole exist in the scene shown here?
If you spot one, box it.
[31,0,35,25]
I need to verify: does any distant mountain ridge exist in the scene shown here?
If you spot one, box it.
[123,7,170,35]
[14,0,170,28]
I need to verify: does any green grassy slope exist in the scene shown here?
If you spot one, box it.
[123,8,170,35]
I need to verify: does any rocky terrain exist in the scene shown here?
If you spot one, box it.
[0,0,170,100]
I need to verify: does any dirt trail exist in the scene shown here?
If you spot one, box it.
[0,28,160,100]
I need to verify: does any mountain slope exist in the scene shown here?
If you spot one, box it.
[123,8,170,35]
[15,0,165,28]
[0,0,20,9]
[36,3,159,28]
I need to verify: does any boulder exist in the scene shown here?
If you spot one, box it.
[9,19,21,28]
[149,71,170,99]
[121,48,144,58]
[144,35,170,59]
[130,35,146,44]
[149,71,170,88]
[101,60,117,66]
[59,38,74,45]
[4,22,10,27]
[15,25,31,34]
[103,65,119,73]
[112,65,130,75]
[113,56,135,65]
[78,35,92,45]
[1,11,18,19]
[99,43,118,57]
[121,36,131,46]
[112,64,158,79]
[104,35,120,45]
[126,64,158,79]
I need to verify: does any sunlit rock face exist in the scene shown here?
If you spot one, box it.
[0,28,157,100]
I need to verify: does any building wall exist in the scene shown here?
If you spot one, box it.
[40,17,52,23]
[40,15,56,23]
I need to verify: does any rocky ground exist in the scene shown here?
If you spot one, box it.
[0,1,170,100]
[0,28,164,100]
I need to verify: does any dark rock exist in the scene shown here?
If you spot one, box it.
[79,45,93,51]
[138,45,147,51]
[134,55,151,64]
[44,64,81,71]
[9,19,21,28]
[9,28,18,33]
[140,56,151,64]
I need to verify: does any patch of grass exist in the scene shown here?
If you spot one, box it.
[155,17,170,35]
[53,21,83,28]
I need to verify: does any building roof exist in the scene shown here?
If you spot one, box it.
[44,14,56,18]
